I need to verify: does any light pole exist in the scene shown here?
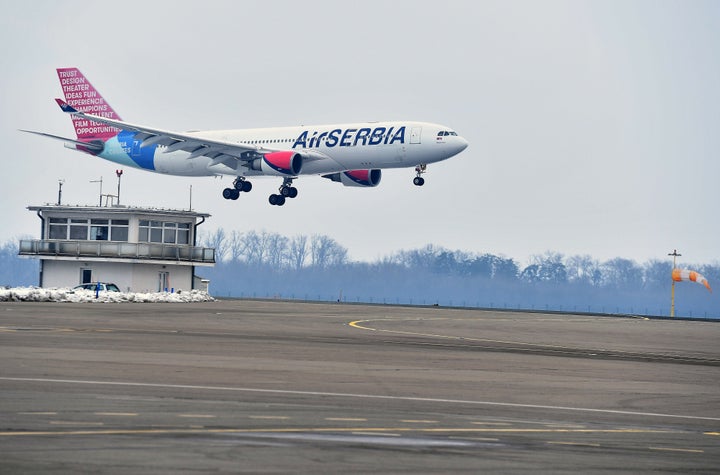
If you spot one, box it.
[668,249,681,317]
[116,169,123,205]
[57,179,65,205]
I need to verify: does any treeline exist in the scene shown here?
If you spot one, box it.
[0,239,38,287]
[197,230,719,318]
[0,231,715,318]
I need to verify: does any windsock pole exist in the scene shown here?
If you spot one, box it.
[668,249,681,317]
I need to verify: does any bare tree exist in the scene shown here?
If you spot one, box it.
[242,230,267,266]
[227,230,245,262]
[199,228,229,262]
[310,234,348,268]
[287,234,308,270]
[642,259,672,289]
[600,258,642,289]
[523,252,567,283]
[265,232,289,268]
[566,255,601,285]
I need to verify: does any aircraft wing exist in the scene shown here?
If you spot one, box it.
[54,99,263,165]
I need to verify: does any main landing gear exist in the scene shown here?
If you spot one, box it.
[269,178,299,206]
[222,177,253,200]
[413,164,427,186]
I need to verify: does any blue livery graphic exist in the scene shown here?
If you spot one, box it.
[116,130,157,170]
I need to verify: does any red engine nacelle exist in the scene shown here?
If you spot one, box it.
[323,169,382,187]
[251,151,303,176]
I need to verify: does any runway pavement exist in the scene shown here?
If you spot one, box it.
[0,299,718,473]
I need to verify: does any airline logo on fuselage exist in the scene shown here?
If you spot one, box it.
[293,126,406,149]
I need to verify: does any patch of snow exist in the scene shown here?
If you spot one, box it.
[0,287,215,303]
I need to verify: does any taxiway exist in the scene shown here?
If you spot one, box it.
[0,300,718,473]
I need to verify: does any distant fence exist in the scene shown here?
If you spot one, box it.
[216,292,718,320]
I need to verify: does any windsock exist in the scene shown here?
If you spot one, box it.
[672,269,712,292]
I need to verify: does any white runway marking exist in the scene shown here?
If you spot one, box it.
[2,376,718,422]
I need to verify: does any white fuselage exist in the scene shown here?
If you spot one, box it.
[99,121,468,177]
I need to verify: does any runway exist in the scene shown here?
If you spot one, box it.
[1,300,718,473]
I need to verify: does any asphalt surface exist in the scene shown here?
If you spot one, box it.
[0,300,718,474]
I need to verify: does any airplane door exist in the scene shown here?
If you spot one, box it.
[410,127,422,144]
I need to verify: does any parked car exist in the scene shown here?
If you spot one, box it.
[73,282,121,292]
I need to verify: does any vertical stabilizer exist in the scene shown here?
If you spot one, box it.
[56,68,121,140]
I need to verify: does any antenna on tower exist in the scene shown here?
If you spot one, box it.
[57,179,65,205]
[116,169,123,205]
[89,177,103,206]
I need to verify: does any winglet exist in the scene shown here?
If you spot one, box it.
[55,98,78,113]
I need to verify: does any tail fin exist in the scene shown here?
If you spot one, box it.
[56,68,121,141]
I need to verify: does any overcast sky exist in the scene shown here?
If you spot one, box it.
[1,0,718,266]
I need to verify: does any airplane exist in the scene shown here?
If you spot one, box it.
[23,68,469,206]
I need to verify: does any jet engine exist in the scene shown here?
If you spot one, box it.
[323,169,382,187]
[251,151,303,176]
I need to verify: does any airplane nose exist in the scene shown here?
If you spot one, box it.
[458,137,469,151]
[453,136,469,154]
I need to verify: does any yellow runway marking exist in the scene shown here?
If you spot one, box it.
[401,420,438,424]
[48,421,104,426]
[451,436,500,442]
[547,441,601,447]
[705,432,720,436]
[94,412,138,417]
[348,318,575,351]
[649,447,704,453]
[249,416,290,420]
[0,427,679,437]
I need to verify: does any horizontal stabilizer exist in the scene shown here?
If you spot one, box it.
[19,129,104,152]
[55,98,78,113]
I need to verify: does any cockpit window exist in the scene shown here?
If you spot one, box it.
[437,130,458,137]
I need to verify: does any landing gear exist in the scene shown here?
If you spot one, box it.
[222,188,240,200]
[234,177,252,193]
[269,177,299,206]
[222,177,252,200]
[268,194,286,206]
[413,164,427,186]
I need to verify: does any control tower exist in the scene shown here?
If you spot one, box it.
[19,205,215,292]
